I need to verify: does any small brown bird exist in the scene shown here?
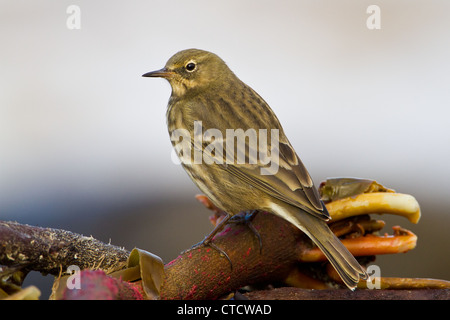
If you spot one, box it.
[143,49,367,289]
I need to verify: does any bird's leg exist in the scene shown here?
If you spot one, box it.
[228,210,263,254]
[185,213,233,268]
[195,196,263,253]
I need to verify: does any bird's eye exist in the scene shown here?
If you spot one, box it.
[185,62,196,72]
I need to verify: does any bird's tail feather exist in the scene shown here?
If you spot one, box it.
[275,204,368,290]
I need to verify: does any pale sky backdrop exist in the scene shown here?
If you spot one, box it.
[1,1,449,294]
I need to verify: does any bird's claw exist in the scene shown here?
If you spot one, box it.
[229,210,263,254]
[182,238,233,270]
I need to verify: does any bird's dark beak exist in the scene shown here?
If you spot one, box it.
[142,68,175,79]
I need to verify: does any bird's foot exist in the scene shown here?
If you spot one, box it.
[182,238,233,270]
[182,213,233,269]
[229,210,263,254]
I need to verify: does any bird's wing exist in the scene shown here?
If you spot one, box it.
[228,140,329,220]
[197,130,330,221]
[183,90,329,220]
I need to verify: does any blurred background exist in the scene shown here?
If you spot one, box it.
[1,0,449,298]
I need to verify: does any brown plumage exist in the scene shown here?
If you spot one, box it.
[143,48,367,289]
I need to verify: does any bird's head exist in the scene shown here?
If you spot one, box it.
[143,49,234,96]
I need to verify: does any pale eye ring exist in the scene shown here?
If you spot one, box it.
[185,62,196,72]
